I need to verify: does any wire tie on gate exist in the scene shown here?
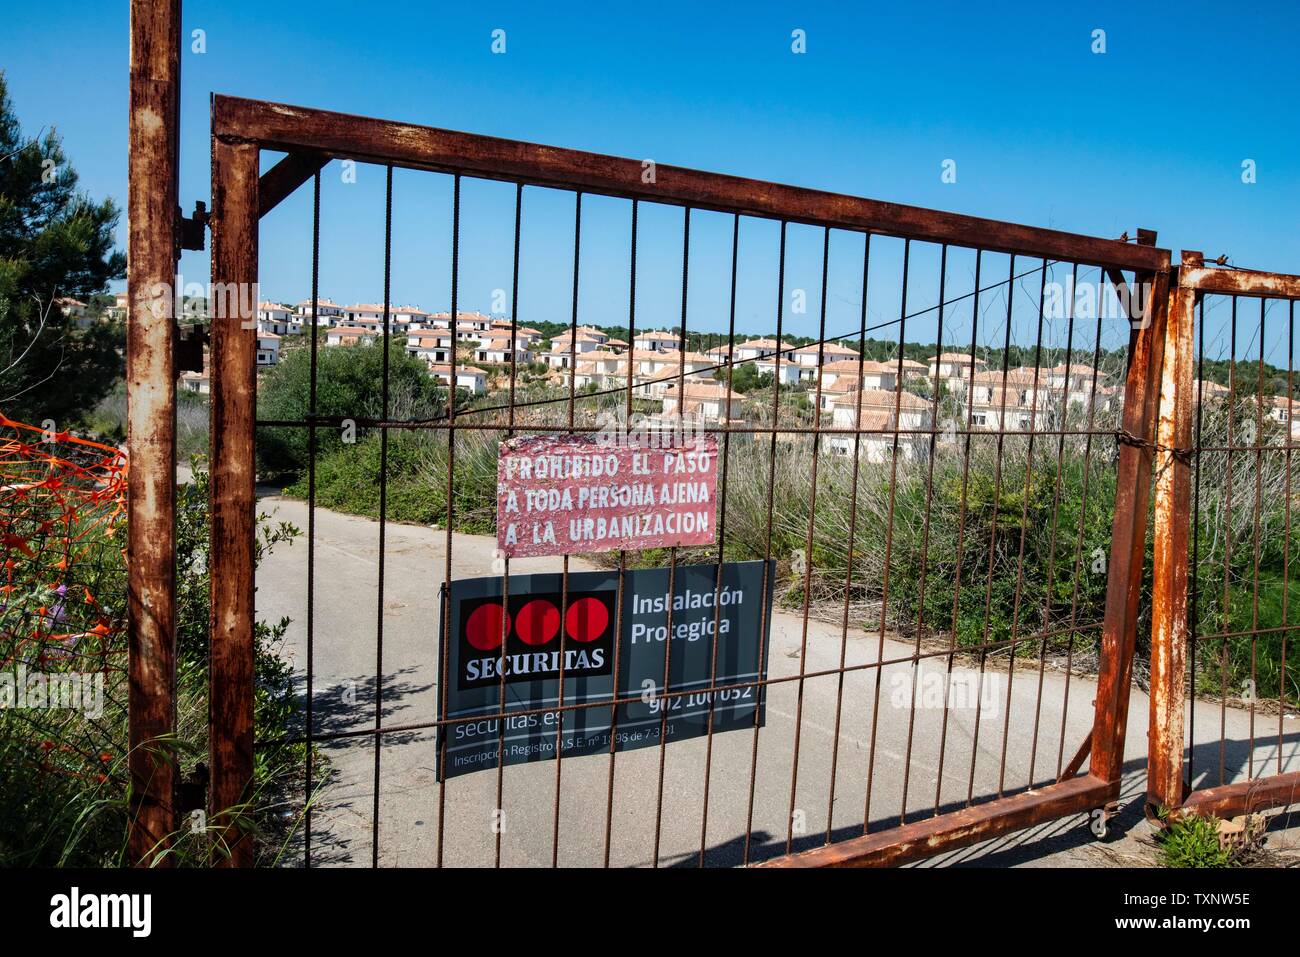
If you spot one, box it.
[1114,428,1194,465]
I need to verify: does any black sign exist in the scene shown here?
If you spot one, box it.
[437,560,774,780]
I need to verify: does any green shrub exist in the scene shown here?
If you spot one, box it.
[256,340,446,477]
[1155,812,1234,868]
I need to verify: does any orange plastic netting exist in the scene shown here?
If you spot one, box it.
[0,413,126,675]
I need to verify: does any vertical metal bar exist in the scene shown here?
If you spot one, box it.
[1281,300,1294,776]
[786,226,831,850]
[1030,261,1079,786]
[551,192,583,867]
[435,174,461,867]
[866,237,912,829]
[1148,265,1195,812]
[493,182,523,868]
[1055,277,1109,780]
[208,136,260,867]
[603,198,638,868]
[1218,297,1238,786]
[651,205,690,867]
[304,170,321,867]
[1088,262,1171,787]
[698,212,741,865]
[967,254,1017,806]
[126,0,180,866]
[826,233,872,838]
[743,220,787,864]
[900,243,947,823]
[371,165,394,866]
[1247,297,1266,779]
[997,259,1049,796]
[935,248,982,816]
[1188,296,1208,789]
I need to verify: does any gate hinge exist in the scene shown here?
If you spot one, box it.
[178,200,210,252]
[175,323,209,372]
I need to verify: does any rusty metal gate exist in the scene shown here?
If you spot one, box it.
[1147,254,1300,823]
[184,93,1175,868]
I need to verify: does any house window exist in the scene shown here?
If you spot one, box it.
[973,412,987,426]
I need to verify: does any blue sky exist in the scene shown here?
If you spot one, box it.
[3,1,1298,360]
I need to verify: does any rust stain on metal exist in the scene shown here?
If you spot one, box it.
[208,135,260,868]
[1148,259,1197,815]
[1177,772,1300,821]
[126,0,180,867]
[758,776,1112,868]
[210,95,1166,272]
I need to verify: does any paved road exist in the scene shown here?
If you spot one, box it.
[253,493,1300,867]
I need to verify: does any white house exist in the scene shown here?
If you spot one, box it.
[898,358,930,383]
[475,334,533,365]
[821,409,902,462]
[852,388,934,432]
[734,338,783,361]
[57,297,93,328]
[792,341,859,371]
[968,377,1040,432]
[1266,394,1300,440]
[343,303,392,331]
[407,332,455,367]
[632,330,679,353]
[256,332,281,365]
[567,351,626,389]
[295,297,345,324]
[968,369,1053,427]
[488,320,543,347]
[257,301,302,336]
[428,364,488,395]
[391,305,433,328]
[179,370,210,394]
[325,326,378,347]
[753,354,804,386]
[929,352,987,400]
[661,382,744,424]
[547,332,604,368]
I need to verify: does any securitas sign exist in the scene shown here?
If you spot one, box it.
[457,590,615,691]
[495,434,718,558]
[437,560,773,780]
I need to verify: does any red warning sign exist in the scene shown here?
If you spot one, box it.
[496,434,719,558]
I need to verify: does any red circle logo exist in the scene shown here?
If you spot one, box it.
[515,599,560,645]
[465,602,509,651]
[566,597,609,642]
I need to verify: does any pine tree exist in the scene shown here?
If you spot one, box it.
[0,71,126,425]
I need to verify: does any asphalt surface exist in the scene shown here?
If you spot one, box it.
[252,493,1300,867]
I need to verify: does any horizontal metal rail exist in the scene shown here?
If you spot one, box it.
[213,95,1166,272]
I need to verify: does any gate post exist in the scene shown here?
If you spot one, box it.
[126,0,181,866]
[1088,259,1172,790]
[208,134,260,867]
[1147,254,1198,814]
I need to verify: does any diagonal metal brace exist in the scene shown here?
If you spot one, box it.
[259,150,329,219]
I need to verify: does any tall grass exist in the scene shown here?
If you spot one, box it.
[278,386,1300,704]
